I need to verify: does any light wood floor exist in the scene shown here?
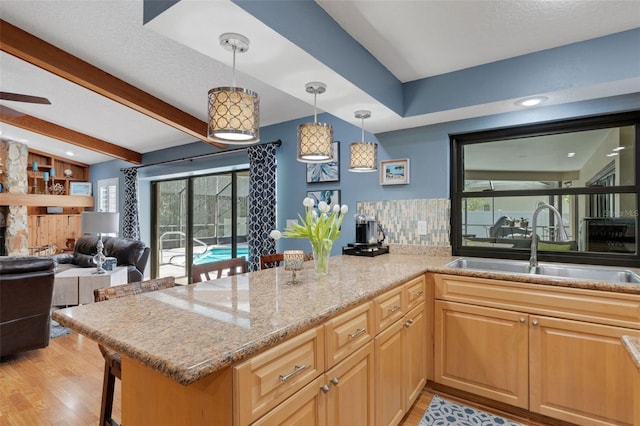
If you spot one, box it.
[1,332,541,426]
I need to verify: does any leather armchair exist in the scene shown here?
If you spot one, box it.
[0,256,55,357]
[54,235,150,282]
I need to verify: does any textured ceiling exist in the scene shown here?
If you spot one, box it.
[0,0,638,165]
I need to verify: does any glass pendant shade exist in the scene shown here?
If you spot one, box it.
[297,122,333,162]
[349,110,377,172]
[297,82,333,163]
[208,86,259,143]
[349,142,377,172]
[207,33,260,144]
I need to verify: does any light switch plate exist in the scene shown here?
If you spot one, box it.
[417,220,427,235]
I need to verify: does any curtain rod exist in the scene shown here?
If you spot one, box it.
[121,139,282,171]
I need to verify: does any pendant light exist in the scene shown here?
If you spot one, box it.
[297,82,333,163]
[207,33,260,144]
[349,110,377,172]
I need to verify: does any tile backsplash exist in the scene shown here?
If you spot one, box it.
[356,199,451,255]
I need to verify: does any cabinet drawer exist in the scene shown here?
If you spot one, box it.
[374,286,404,333]
[325,301,373,369]
[233,326,324,426]
[405,274,426,312]
[435,274,640,329]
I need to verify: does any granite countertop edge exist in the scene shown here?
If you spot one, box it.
[52,255,640,385]
[622,336,640,372]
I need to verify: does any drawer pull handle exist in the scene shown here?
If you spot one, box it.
[519,317,526,323]
[349,328,366,338]
[321,384,330,393]
[279,364,307,382]
[331,377,339,385]
[388,305,401,313]
[412,290,424,297]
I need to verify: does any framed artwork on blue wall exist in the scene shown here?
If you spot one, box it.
[306,141,340,183]
[306,189,340,212]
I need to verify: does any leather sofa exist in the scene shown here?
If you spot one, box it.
[0,256,55,357]
[53,235,150,283]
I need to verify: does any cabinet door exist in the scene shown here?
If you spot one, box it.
[375,319,404,426]
[434,300,529,408]
[325,341,375,426]
[530,316,640,426]
[252,376,326,426]
[403,303,426,410]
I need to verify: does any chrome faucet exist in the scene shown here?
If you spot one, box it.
[529,203,569,268]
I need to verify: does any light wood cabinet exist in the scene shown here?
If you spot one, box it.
[375,302,426,426]
[233,326,325,426]
[324,341,375,426]
[324,301,373,368]
[28,214,81,252]
[373,274,426,426]
[251,376,326,426]
[434,273,640,426]
[434,300,529,408]
[530,316,638,426]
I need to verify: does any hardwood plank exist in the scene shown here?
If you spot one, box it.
[0,332,120,426]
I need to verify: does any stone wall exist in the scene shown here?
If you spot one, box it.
[0,140,29,255]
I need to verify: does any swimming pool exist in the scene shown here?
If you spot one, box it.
[194,247,249,264]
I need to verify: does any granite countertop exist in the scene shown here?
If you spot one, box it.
[53,254,640,385]
[622,336,640,372]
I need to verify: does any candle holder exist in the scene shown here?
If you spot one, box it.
[31,170,39,194]
[43,172,50,194]
[284,250,305,285]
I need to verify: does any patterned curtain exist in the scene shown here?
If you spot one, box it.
[122,167,141,240]
[247,143,278,271]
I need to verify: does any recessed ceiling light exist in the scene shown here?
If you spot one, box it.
[606,152,618,157]
[612,146,625,151]
[66,151,74,156]
[515,96,549,107]
[567,152,576,158]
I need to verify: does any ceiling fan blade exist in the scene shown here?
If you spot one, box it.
[0,92,51,105]
[0,105,26,117]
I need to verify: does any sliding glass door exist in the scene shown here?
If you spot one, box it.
[152,170,249,284]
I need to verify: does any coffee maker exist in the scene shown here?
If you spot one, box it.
[354,214,379,246]
[343,215,389,257]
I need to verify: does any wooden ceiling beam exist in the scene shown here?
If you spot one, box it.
[0,19,225,149]
[0,106,143,164]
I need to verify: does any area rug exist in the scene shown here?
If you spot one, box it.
[50,319,73,339]
[419,395,522,426]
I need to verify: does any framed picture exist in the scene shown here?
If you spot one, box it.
[69,181,92,196]
[306,189,341,212]
[380,159,410,185]
[306,141,340,183]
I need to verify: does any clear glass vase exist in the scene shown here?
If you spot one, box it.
[310,239,333,276]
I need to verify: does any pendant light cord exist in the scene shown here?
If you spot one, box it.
[361,116,365,141]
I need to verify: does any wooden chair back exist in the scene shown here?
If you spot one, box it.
[192,257,247,283]
[260,253,314,270]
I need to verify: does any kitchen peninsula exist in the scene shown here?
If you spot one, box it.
[53,254,640,426]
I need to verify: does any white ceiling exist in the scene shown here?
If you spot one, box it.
[0,0,639,165]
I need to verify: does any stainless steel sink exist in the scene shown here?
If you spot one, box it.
[445,258,640,284]
[532,264,640,283]
[445,258,531,274]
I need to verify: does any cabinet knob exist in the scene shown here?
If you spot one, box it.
[330,377,339,386]
[321,384,330,393]
[532,319,539,326]
[404,318,414,328]
[519,317,526,323]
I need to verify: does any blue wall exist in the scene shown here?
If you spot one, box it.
[89,93,640,257]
